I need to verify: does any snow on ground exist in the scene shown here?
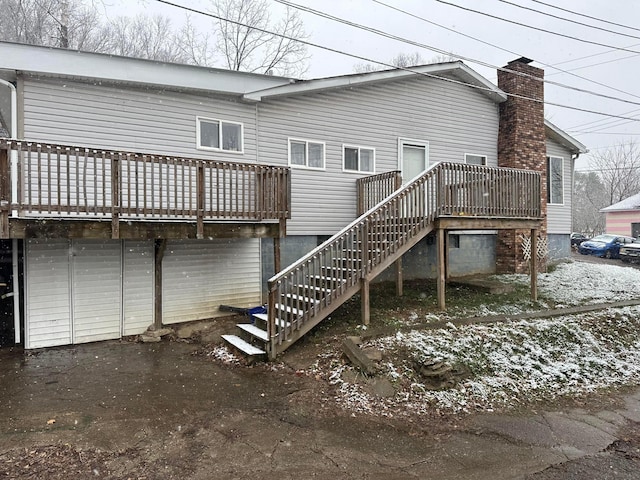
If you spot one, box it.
[311,261,640,417]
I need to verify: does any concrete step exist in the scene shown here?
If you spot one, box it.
[221,334,266,356]
[237,323,268,342]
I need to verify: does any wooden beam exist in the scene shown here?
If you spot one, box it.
[436,217,543,230]
[530,229,538,302]
[437,228,446,310]
[154,239,167,329]
[395,257,403,297]
[361,278,370,326]
[111,156,120,239]
[274,236,281,274]
[8,218,282,240]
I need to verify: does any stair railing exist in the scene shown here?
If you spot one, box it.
[267,162,541,358]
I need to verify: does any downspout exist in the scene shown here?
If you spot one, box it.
[0,78,20,344]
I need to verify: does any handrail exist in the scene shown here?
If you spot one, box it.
[356,170,402,215]
[267,162,541,357]
[0,138,291,223]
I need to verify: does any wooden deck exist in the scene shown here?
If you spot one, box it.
[0,139,290,239]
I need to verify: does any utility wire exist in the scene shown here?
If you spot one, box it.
[154,0,640,123]
[372,0,640,102]
[435,0,640,55]
[497,0,640,41]
[531,0,640,34]
[276,0,640,108]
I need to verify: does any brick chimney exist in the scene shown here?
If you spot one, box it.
[496,57,547,273]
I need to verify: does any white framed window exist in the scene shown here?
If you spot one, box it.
[343,145,375,173]
[196,117,243,153]
[547,156,564,205]
[288,138,325,170]
[465,153,487,165]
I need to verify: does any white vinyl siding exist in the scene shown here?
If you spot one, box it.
[258,75,499,235]
[71,241,122,344]
[343,145,375,173]
[288,138,325,170]
[546,138,573,234]
[162,239,262,324]
[21,78,257,161]
[25,240,72,348]
[196,116,243,153]
[123,241,154,336]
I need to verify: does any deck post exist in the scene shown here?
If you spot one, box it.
[361,277,370,326]
[154,239,167,329]
[196,162,204,239]
[437,228,446,310]
[0,148,10,238]
[274,236,281,274]
[530,229,538,301]
[111,155,120,239]
[395,257,403,296]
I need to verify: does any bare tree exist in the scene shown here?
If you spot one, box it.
[211,0,309,76]
[174,15,215,66]
[573,171,607,236]
[353,51,457,73]
[590,141,640,206]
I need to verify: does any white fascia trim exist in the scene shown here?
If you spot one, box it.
[0,41,293,95]
[245,62,507,103]
[545,119,588,154]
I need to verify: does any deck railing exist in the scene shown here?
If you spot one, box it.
[356,170,402,215]
[267,162,541,357]
[0,139,290,229]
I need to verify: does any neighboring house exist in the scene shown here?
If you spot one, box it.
[0,42,585,352]
[601,193,640,238]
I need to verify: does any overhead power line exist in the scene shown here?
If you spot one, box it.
[497,0,640,41]
[276,0,640,108]
[531,0,640,34]
[435,0,640,55]
[153,0,640,123]
[372,0,640,103]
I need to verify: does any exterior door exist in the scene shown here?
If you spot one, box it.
[399,139,429,183]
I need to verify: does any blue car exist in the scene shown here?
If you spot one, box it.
[578,234,637,259]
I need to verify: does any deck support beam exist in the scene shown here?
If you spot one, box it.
[154,239,167,329]
[274,237,281,274]
[395,257,403,296]
[0,149,9,239]
[437,228,446,310]
[530,228,538,301]
[361,278,370,326]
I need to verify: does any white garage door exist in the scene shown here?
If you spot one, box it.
[26,240,154,348]
[162,239,262,324]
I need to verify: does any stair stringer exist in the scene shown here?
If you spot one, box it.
[271,222,437,357]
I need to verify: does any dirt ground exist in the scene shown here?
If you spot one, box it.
[1,253,640,479]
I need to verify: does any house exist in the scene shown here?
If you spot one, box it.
[601,192,640,238]
[0,42,585,356]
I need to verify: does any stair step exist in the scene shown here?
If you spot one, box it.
[221,334,266,356]
[308,275,347,283]
[284,293,320,304]
[252,313,292,329]
[294,284,333,294]
[237,323,268,342]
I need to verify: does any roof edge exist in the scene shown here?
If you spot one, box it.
[244,61,508,103]
[545,119,588,154]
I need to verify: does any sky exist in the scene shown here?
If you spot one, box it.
[106,0,640,171]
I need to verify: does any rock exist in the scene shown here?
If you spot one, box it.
[362,347,383,362]
[145,328,172,338]
[140,334,162,343]
[346,336,363,345]
[367,378,396,398]
[342,337,377,375]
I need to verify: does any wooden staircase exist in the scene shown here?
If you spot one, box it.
[222,162,542,360]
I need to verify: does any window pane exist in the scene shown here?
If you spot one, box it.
[308,143,324,168]
[221,122,241,151]
[200,120,219,148]
[290,141,306,165]
[360,149,374,172]
[344,147,358,171]
[466,154,486,165]
[547,157,564,204]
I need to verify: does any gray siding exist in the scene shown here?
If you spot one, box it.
[21,77,258,162]
[546,137,574,234]
[257,75,500,235]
